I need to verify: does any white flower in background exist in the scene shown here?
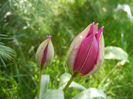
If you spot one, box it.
[114,4,133,22]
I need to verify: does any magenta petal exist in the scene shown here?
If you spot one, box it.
[80,37,99,75]
[96,26,104,42]
[93,24,98,34]
[41,43,49,66]
[73,34,95,72]
[86,23,95,37]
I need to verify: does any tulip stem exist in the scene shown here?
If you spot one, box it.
[63,72,78,92]
[37,66,43,99]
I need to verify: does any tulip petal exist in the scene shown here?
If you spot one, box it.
[86,23,95,37]
[90,33,104,74]
[93,24,98,34]
[73,34,96,73]
[36,39,49,66]
[41,43,49,65]
[36,36,54,67]
[73,23,99,74]
[95,26,104,63]
[67,24,94,71]
[80,36,99,75]
[96,26,104,42]
[88,27,104,74]
[46,40,54,65]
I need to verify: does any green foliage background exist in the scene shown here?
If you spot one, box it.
[0,0,133,99]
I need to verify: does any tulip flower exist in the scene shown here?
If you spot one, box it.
[36,36,54,99]
[67,22,104,76]
[36,36,54,67]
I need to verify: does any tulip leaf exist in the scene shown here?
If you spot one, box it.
[59,73,86,91]
[43,89,64,99]
[39,75,50,99]
[72,88,106,99]
[104,46,129,63]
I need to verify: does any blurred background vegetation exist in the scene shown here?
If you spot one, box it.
[0,0,133,99]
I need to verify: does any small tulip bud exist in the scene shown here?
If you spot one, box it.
[67,22,104,76]
[36,36,54,67]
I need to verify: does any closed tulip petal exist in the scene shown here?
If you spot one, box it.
[79,36,99,75]
[46,40,54,65]
[90,31,104,74]
[73,34,95,72]
[67,23,95,71]
[41,43,49,65]
[96,26,104,42]
[36,36,54,67]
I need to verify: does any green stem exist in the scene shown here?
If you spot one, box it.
[37,66,43,99]
[63,72,77,92]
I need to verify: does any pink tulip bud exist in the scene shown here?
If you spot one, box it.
[36,36,54,67]
[67,22,104,76]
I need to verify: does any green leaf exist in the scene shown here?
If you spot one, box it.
[73,88,106,99]
[39,75,50,99]
[0,42,16,66]
[43,89,64,99]
[104,46,129,63]
[59,73,86,91]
